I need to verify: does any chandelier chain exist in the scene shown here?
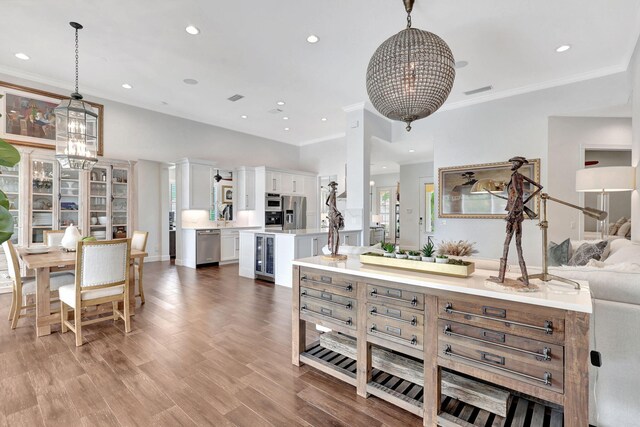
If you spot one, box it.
[407,13,412,29]
[74,27,79,94]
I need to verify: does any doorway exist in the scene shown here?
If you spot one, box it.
[419,178,435,249]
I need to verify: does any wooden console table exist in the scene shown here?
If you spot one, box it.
[291,257,591,427]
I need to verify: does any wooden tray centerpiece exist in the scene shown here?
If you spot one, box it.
[359,253,475,278]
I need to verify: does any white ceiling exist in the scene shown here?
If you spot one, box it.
[1,0,639,147]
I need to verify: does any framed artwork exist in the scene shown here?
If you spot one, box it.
[438,159,541,219]
[0,81,104,155]
[222,185,233,203]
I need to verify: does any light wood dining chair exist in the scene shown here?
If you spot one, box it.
[131,231,149,304]
[3,241,74,329]
[59,238,132,346]
[43,230,65,247]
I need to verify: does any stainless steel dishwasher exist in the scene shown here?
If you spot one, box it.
[196,229,221,266]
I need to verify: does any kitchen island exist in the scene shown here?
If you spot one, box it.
[291,255,591,426]
[238,228,362,287]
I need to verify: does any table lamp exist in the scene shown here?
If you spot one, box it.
[576,166,636,238]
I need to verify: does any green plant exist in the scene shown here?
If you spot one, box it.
[436,254,448,259]
[382,243,395,253]
[408,250,421,257]
[397,249,406,255]
[447,259,471,266]
[421,242,435,257]
[0,138,20,245]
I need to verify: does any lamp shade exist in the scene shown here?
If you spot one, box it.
[576,166,636,192]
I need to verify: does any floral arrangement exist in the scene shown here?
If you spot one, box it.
[437,240,477,257]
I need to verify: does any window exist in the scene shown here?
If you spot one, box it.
[377,188,393,240]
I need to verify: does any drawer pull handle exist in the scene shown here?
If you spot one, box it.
[483,306,506,318]
[443,345,552,386]
[300,291,353,310]
[301,305,352,326]
[369,308,417,326]
[481,351,505,365]
[443,325,552,361]
[301,276,353,292]
[370,289,418,306]
[444,303,553,335]
[370,325,417,346]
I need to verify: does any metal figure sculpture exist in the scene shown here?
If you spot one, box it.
[325,181,347,260]
[486,157,543,287]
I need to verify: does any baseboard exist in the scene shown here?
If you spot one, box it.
[0,285,11,295]
[145,255,164,263]
[161,255,171,261]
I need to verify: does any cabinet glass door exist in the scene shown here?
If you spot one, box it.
[59,169,81,230]
[0,162,20,244]
[255,235,264,273]
[89,166,109,240]
[265,236,275,275]
[31,160,54,243]
[111,168,128,239]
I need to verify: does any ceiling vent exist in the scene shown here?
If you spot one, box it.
[268,108,284,114]
[227,94,244,102]
[464,85,493,96]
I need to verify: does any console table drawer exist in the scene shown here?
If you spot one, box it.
[299,268,356,297]
[367,283,424,309]
[438,320,563,370]
[439,338,564,394]
[301,299,355,330]
[367,317,423,350]
[438,297,565,344]
[301,287,357,312]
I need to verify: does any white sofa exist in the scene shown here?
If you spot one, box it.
[548,239,640,427]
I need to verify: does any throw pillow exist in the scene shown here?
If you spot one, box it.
[609,217,628,235]
[604,243,640,265]
[548,239,571,266]
[568,241,608,266]
[617,221,632,237]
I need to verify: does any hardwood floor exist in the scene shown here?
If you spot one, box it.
[0,262,422,427]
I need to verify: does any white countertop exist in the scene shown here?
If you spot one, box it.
[182,226,261,230]
[239,228,361,236]
[292,255,592,313]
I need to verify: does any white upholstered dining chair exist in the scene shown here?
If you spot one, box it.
[3,241,74,329]
[59,238,132,346]
[131,231,148,304]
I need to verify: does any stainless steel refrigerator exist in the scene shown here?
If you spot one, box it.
[282,195,307,231]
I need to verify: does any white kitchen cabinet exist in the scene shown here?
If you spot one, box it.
[282,173,305,195]
[178,160,214,210]
[236,167,256,210]
[221,230,239,262]
[265,170,281,193]
[295,234,328,259]
[341,231,360,246]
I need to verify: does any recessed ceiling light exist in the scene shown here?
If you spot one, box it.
[185,25,200,35]
[409,149,415,153]
[121,83,132,89]
[241,115,248,119]
[283,116,289,120]
[14,53,29,60]
[382,166,387,169]
[183,78,198,85]
[284,127,290,131]
[454,60,468,69]
[556,44,571,53]
[277,101,285,106]
[307,34,319,44]
[321,117,327,122]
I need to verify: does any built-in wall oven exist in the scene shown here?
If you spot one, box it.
[265,193,282,211]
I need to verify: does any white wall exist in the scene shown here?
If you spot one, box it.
[399,163,434,249]
[548,117,632,242]
[391,72,630,265]
[630,38,640,242]
[299,137,347,190]
[135,160,163,262]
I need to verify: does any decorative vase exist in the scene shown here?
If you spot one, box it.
[421,256,435,262]
[61,224,81,251]
[435,257,448,264]
[408,255,421,261]
[383,252,395,258]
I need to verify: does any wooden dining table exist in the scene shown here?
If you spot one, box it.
[18,247,148,337]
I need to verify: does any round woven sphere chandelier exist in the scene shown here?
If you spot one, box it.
[366,0,455,131]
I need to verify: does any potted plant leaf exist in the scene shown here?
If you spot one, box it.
[421,242,435,262]
[407,250,421,261]
[382,243,396,257]
[435,254,449,264]
[0,138,20,245]
[396,249,408,259]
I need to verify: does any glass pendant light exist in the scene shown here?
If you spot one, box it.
[55,22,98,170]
